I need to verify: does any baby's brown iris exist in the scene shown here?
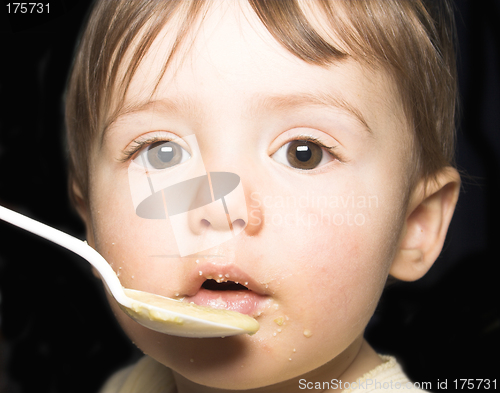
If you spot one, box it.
[286,140,322,170]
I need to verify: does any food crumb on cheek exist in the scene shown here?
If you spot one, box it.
[303,329,312,338]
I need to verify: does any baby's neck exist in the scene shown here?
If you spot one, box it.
[335,338,384,385]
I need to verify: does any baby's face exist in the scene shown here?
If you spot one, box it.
[86,2,412,390]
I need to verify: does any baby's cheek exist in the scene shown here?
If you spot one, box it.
[282,223,384,333]
[90,193,184,292]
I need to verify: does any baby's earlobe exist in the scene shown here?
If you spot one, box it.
[390,249,426,281]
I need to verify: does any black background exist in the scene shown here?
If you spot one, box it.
[0,1,499,392]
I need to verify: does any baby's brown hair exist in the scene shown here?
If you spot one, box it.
[65,0,457,207]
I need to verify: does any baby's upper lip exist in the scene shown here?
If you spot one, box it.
[183,262,268,297]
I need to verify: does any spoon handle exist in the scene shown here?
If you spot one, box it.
[0,205,129,305]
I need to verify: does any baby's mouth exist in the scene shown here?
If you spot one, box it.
[202,279,249,291]
[183,267,269,316]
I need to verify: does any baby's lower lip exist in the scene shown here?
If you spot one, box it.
[183,288,267,316]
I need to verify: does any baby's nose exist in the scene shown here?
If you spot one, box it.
[187,172,248,235]
[161,171,247,256]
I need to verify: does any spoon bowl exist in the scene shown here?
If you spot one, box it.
[0,205,259,337]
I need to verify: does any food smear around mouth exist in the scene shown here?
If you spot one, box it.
[123,288,260,334]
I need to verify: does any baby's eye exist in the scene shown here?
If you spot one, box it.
[271,139,335,170]
[139,140,191,169]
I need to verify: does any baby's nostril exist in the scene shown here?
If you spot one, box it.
[202,279,249,291]
[232,218,246,231]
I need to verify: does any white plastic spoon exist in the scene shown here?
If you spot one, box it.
[0,205,259,337]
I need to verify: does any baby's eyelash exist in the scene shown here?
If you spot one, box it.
[290,135,342,161]
[119,136,171,163]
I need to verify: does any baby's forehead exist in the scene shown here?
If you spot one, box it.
[107,1,400,128]
[106,1,348,107]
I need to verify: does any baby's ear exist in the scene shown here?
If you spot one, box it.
[71,181,96,248]
[72,181,100,279]
[390,167,460,281]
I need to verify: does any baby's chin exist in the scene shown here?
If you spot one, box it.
[152,334,364,391]
[113,309,359,391]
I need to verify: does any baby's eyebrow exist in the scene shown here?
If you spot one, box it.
[246,92,372,134]
[102,96,201,145]
[103,91,372,144]
[109,96,200,126]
